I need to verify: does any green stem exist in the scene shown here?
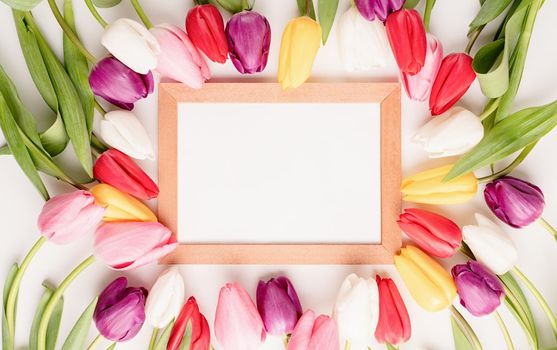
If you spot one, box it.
[495,311,515,350]
[511,266,557,338]
[450,306,483,350]
[83,0,108,27]
[477,142,537,183]
[129,0,153,29]
[37,255,96,350]
[86,334,103,350]
[539,217,557,241]
[148,328,159,350]
[423,0,436,31]
[480,98,499,121]
[5,236,46,336]
[465,25,484,55]
[305,0,310,16]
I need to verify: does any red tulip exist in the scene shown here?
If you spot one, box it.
[167,297,210,350]
[186,4,228,63]
[375,276,411,346]
[397,208,462,258]
[386,9,426,75]
[93,149,159,200]
[429,53,476,115]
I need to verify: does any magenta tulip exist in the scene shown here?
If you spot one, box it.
[401,34,443,101]
[355,0,404,22]
[257,276,302,335]
[287,310,339,350]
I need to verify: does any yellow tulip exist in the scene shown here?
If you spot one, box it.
[278,16,322,90]
[90,184,157,222]
[394,245,456,312]
[401,164,477,204]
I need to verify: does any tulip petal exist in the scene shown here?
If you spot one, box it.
[287,310,315,350]
[91,184,157,222]
[101,110,154,160]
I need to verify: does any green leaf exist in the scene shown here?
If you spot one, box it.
[29,284,53,350]
[105,343,117,350]
[39,113,69,156]
[61,297,98,350]
[0,0,42,11]
[500,273,538,347]
[404,0,420,8]
[92,0,121,7]
[318,0,339,44]
[2,264,18,350]
[0,145,9,155]
[178,321,192,350]
[297,0,316,20]
[446,101,557,181]
[47,291,64,350]
[154,320,175,350]
[211,0,245,13]
[469,0,513,28]
[451,316,475,350]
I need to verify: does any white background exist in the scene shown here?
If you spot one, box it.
[0,0,556,349]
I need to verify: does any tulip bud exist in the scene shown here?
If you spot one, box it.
[101,18,160,74]
[167,297,211,350]
[256,276,302,335]
[394,245,457,312]
[94,221,177,270]
[287,310,339,350]
[375,276,411,346]
[402,34,443,101]
[398,208,462,258]
[451,261,504,316]
[150,24,210,89]
[186,4,228,63]
[401,164,477,205]
[89,56,154,111]
[412,107,484,158]
[429,53,476,115]
[462,214,518,275]
[354,0,404,22]
[484,176,545,228]
[145,267,185,328]
[386,9,426,75]
[94,277,148,342]
[91,184,157,222]
[38,190,105,244]
[278,16,322,90]
[225,11,271,74]
[98,110,154,160]
[337,7,390,72]
[333,274,378,349]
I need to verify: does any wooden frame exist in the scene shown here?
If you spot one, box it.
[158,82,401,264]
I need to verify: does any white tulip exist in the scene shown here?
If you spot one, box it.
[145,267,185,328]
[99,110,154,160]
[333,273,379,350]
[462,213,518,275]
[413,107,484,158]
[102,18,161,74]
[337,7,389,72]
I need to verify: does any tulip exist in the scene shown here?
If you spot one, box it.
[462,214,518,275]
[398,208,461,258]
[452,261,504,316]
[386,9,426,75]
[214,283,265,350]
[150,24,211,89]
[225,11,271,74]
[167,297,210,350]
[256,276,302,335]
[484,176,545,228]
[402,34,443,101]
[145,267,185,328]
[278,16,322,90]
[401,164,477,204]
[375,276,411,346]
[94,277,148,342]
[287,310,339,350]
[90,184,157,222]
[429,53,476,115]
[38,190,104,244]
[394,245,457,312]
[98,110,154,160]
[89,56,154,111]
[337,7,390,72]
[94,221,177,270]
[101,18,160,74]
[332,273,378,349]
[354,0,404,22]
[186,4,228,63]
[412,107,484,158]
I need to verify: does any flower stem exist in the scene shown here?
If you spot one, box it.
[129,0,153,29]
[479,98,499,121]
[83,0,108,27]
[423,0,436,31]
[86,334,103,350]
[495,311,515,350]
[477,142,537,183]
[450,305,483,350]
[539,217,557,241]
[305,0,310,16]
[94,100,107,116]
[511,266,557,338]
[465,25,484,55]
[37,255,96,350]
[344,340,351,350]
[5,236,46,336]
[148,328,159,350]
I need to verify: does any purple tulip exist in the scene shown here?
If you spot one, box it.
[451,261,504,316]
[93,277,148,342]
[89,56,154,111]
[484,176,545,228]
[256,276,302,335]
[355,0,404,22]
[225,11,271,74]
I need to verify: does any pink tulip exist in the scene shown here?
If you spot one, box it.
[287,311,339,350]
[38,190,104,244]
[214,283,265,350]
[150,24,210,89]
[94,222,177,270]
[401,34,443,101]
